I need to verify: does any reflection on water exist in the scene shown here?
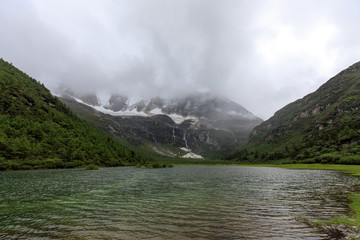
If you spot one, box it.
[0,166,360,239]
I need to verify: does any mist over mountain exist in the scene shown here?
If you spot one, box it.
[2,1,360,119]
[60,91,262,158]
[61,91,262,128]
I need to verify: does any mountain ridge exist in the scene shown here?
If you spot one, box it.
[61,92,261,122]
[60,92,262,158]
[0,58,144,170]
[228,61,360,164]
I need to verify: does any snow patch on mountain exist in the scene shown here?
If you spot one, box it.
[70,96,201,124]
[168,113,198,124]
[73,97,148,117]
[72,97,86,105]
[182,152,203,159]
[179,147,203,159]
[96,105,148,117]
[149,108,163,115]
[66,92,263,129]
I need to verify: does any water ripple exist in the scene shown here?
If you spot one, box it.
[1,166,360,239]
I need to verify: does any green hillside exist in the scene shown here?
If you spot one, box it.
[228,61,360,164]
[0,59,145,170]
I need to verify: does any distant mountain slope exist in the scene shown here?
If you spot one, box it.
[60,93,262,158]
[64,92,262,132]
[0,59,144,170]
[228,61,360,164]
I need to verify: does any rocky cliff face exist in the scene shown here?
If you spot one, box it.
[60,93,262,158]
[229,61,360,163]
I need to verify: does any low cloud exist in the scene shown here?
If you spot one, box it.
[1,0,360,119]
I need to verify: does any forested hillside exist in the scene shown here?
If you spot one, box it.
[228,61,360,164]
[0,59,145,170]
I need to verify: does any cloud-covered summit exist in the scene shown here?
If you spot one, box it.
[1,0,360,119]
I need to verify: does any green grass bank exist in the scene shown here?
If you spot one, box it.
[244,163,360,176]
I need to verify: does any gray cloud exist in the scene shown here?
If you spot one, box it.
[1,0,360,119]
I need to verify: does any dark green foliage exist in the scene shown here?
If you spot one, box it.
[150,162,174,168]
[85,164,99,170]
[0,59,145,170]
[151,162,163,168]
[228,61,360,164]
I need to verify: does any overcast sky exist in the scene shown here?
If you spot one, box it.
[1,0,360,119]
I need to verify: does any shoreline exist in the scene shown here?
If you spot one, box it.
[239,163,360,239]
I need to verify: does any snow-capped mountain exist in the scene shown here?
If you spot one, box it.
[59,92,262,158]
[64,92,261,132]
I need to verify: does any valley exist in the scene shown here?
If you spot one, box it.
[1,57,360,240]
[2,1,360,239]
[1,58,359,167]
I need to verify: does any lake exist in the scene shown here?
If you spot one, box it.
[1,166,360,239]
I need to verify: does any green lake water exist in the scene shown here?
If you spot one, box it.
[1,166,360,239]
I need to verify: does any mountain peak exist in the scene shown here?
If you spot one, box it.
[61,91,262,128]
[60,90,263,158]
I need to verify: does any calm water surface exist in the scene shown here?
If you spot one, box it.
[1,166,360,239]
